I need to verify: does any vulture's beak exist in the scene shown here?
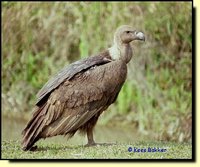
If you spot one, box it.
[134,31,145,41]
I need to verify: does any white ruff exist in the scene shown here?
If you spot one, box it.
[108,44,121,60]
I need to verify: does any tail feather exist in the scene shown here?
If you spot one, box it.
[22,103,49,151]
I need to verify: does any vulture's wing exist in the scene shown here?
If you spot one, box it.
[36,52,112,106]
[40,60,127,137]
[22,60,127,150]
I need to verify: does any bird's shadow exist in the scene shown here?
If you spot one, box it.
[31,142,117,152]
[85,142,117,147]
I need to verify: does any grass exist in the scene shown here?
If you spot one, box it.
[1,140,192,159]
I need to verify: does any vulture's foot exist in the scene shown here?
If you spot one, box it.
[84,142,97,147]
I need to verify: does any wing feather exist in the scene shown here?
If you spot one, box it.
[22,59,127,150]
[40,60,127,137]
[36,52,112,105]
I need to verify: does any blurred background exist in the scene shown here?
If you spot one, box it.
[2,2,192,144]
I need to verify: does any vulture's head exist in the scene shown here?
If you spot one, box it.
[109,25,145,63]
[114,25,145,45]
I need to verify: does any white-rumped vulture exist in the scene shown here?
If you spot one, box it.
[22,25,145,151]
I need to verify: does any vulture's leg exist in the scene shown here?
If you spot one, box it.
[84,114,101,146]
[86,127,96,146]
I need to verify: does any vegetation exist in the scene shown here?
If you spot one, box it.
[2,1,192,145]
[1,140,192,159]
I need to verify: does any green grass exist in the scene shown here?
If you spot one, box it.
[1,140,192,159]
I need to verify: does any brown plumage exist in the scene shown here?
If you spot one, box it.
[22,25,145,151]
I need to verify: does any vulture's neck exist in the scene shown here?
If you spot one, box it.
[108,43,133,64]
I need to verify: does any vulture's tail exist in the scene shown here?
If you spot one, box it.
[22,103,49,151]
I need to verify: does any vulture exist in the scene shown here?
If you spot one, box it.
[22,25,145,151]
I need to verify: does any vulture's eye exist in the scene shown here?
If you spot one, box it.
[126,31,130,33]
